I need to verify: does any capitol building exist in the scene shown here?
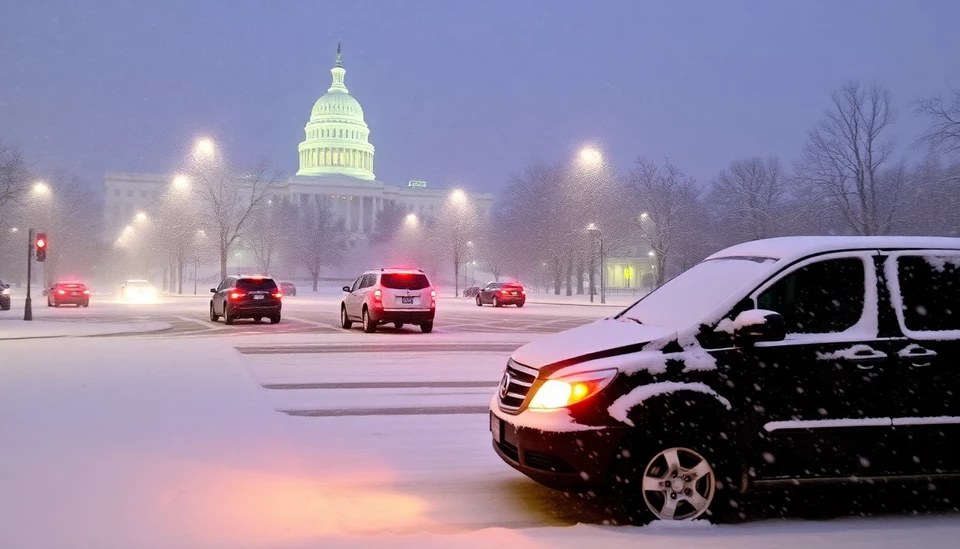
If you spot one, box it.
[103,45,493,241]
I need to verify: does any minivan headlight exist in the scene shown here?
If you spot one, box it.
[1,287,10,295]
[528,369,618,410]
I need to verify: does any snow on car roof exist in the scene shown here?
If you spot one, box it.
[707,236,960,263]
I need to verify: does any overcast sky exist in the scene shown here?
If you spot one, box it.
[2,0,959,196]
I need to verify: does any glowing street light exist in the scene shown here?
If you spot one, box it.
[648,251,656,257]
[195,138,214,156]
[640,212,649,220]
[173,175,189,190]
[135,211,148,223]
[449,189,467,205]
[9,227,17,233]
[32,181,50,195]
[404,213,419,228]
[579,147,602,165]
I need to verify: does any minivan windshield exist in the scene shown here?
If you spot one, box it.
[619,257,776,330]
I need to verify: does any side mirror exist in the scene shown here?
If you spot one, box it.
[210,288,216,293]
[733,309,785,345]
[41,290,48,297]
[342,286,351,293]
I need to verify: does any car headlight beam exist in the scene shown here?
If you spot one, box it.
[528,368,618,410]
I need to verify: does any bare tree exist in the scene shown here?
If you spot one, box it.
[369,200,408,245]
[915,87,960,155]
[192,159,281,280]
[0,142,28,219]
[797,82,901,235]
[626,157,703,286]
[710,157,789,242]
[292,198,347,291]
[438,194,479,297]
[246,199,295,275]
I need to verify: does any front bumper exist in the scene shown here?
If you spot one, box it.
[0,295,10,309]
[371,308,435,323]
[490,408,625,491]
[52,296,88,304]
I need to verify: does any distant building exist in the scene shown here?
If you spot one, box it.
[104,44,493,241]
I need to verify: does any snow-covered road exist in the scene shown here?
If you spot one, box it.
[1,301,958,548]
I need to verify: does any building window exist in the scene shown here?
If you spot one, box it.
[127,190,133,197]
[114,189,120,196]
[140,190,147,197]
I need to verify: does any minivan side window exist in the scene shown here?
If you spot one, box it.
[350,276,363,292]
[897,255,960,332]
[758,257,865,334]
[361,274,376,289]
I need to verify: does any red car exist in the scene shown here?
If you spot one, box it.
[476,282,526,307]
[47,282,91,307]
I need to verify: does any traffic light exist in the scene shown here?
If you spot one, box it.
[35,233,47,262]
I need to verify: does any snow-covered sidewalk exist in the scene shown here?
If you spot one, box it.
[2,333,959,549]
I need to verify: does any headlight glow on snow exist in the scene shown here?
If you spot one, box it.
[528,368,618,410]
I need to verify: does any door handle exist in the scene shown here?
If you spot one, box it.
[898,345,937,359]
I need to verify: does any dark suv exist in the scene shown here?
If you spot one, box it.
[210,275,282,324]
[490,236,960,524]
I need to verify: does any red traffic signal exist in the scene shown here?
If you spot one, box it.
[35,233,47,262]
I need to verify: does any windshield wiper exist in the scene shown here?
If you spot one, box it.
[621,316,644,325]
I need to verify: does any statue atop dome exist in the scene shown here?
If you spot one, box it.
[336,40,343,68]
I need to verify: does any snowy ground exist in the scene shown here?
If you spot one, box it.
[1,293,958,548]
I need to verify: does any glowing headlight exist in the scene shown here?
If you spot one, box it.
[1,287,10,295]
[528,369,618,410]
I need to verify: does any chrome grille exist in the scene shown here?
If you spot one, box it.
[497,359,538,412]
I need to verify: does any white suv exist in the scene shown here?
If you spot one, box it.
[341,268,437,333]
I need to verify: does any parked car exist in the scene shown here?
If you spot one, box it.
[341,268,436,333]
[463,286,480,298]
[489,236,960,524]
[209,275,282,324]
[279,281,297,296]
[0,279,10,311]
[476,281,526,307]
[46,281,91,307]
[120,279,157,302]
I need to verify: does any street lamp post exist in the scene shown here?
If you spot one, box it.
[24,228,34,321]
[587,224,605,304]
[194,255,199,296]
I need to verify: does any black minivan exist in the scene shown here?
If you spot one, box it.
[490,236,960,523]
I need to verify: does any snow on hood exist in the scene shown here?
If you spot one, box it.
[510,318,675,370]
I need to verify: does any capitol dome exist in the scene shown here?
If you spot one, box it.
[297,44,375,180]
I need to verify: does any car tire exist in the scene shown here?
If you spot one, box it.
[254,317,263,324]
[608,432,742,526]
[46,300,52,308]
[476,295,483,306]
[517,302,525,308]
[82,301,89,307]
[394,322,405,330]
[224,304,234,325]
[270,315,280,324]
[340,306,353,329]
[493,296,501,307]
[420,321,433,333]
[53,301,60,308]
[362,308,376,333]
[209,303,219,322]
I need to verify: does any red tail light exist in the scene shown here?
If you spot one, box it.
[500,289,510,294]
[272,292,283,298]
[373,289,382,302]
[57,289,66,295]
[430,290,436,298]
[229,292,245,300]
[83,290,91,295]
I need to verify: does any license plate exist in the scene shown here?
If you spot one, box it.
[490,413,501,443]
[511,292,518,295]
[401,296,414,304]
[254,294,264,300]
